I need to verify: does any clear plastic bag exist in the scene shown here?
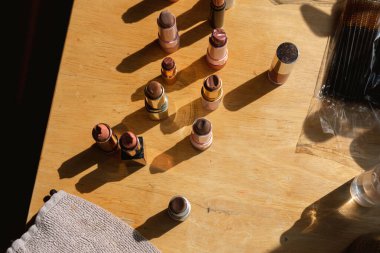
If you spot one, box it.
[297,0,380,169]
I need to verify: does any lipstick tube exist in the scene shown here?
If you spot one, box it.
[120,131,146,167]
[144,81,169,120]
[201,74,223,111]
[190,118,213,151]
[206,28,228,70]
[167,195,191,221]
[210,0,226,28]
[268,42,299,85]
[161,57,177,85]
[157,11,180,53]
[92,123,119,154]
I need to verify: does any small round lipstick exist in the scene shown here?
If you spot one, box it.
[120,131,146,167]
[201,74,223,111]
[210,0,226,28]
[268,42,299,85]
[167,195,191,221]
[161,57,177,85]
[92,123,119,153]
[144,81,169,120]
[157,10,180,53]
[206,28,228,70]
[190,118,213,151]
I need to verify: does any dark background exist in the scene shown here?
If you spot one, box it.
[4,0,73,250]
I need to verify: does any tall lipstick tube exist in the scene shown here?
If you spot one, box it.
[268,42,299,85]
[206,28,228,70]
[157,11,180,53]
[210,0,226,28]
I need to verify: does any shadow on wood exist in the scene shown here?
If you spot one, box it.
[150,136,201,173]
[223,71,278,111]
[116,21,210,73]
[133,209,181,241]
[160,97,211,135]
[269,180,380,253]
[130,56,215,102]
[122,0,173,24]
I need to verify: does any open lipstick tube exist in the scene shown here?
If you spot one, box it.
[161,57,177,85]
[201,74,223,111]
[92,123,119,154]
[144,81,169,120]
[120,131,146,167]
[206,28,228,70]
[167,195,191,221]
[210,0,226,28]
[157,10,180,53]
[268,42,299,85]
[190,118,213,151]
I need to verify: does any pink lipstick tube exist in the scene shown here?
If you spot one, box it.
[190,118,213,151]
[157,12,180,53]
[206,29,228,70]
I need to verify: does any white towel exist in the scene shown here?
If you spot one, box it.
[7,191,160,253]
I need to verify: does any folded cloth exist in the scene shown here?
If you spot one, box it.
[7,191,160,253]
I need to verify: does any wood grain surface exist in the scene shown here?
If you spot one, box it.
[28,0,380,252]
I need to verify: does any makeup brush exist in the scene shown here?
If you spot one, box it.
[322,0,380,103]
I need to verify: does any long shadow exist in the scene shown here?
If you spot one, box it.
[160,97,211,134]
[75,159,141,193]
[269,180,380,253]
[116,21,211,73]
[57,115,151,193]
[122,0,209,32]
[176,0,209,31]
[223,71,278,111]
[131,56,215,102]
[117,107,160,135]
[122,0,173,24]
[133,209,181,241]
[58,145,110,179]
[150,136,201,173]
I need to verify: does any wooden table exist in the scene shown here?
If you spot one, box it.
[28,0,380,252]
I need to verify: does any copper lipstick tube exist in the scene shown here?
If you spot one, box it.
[92,123,119,153]
[157,14,180,53]
[161,57,177,85]
[268,42,299,85]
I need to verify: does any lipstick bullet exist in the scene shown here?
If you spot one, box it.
[92,123,119,153]
[167,195,191,221]
[161,57,177,85]
[201,74,223,111]
[157,10,180,53]
[144,81,169,120]
[268,42,299,85]
[206,28,228,70]
[210,0,226,28]
[120,131,146,167]
[190,118,213,151]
